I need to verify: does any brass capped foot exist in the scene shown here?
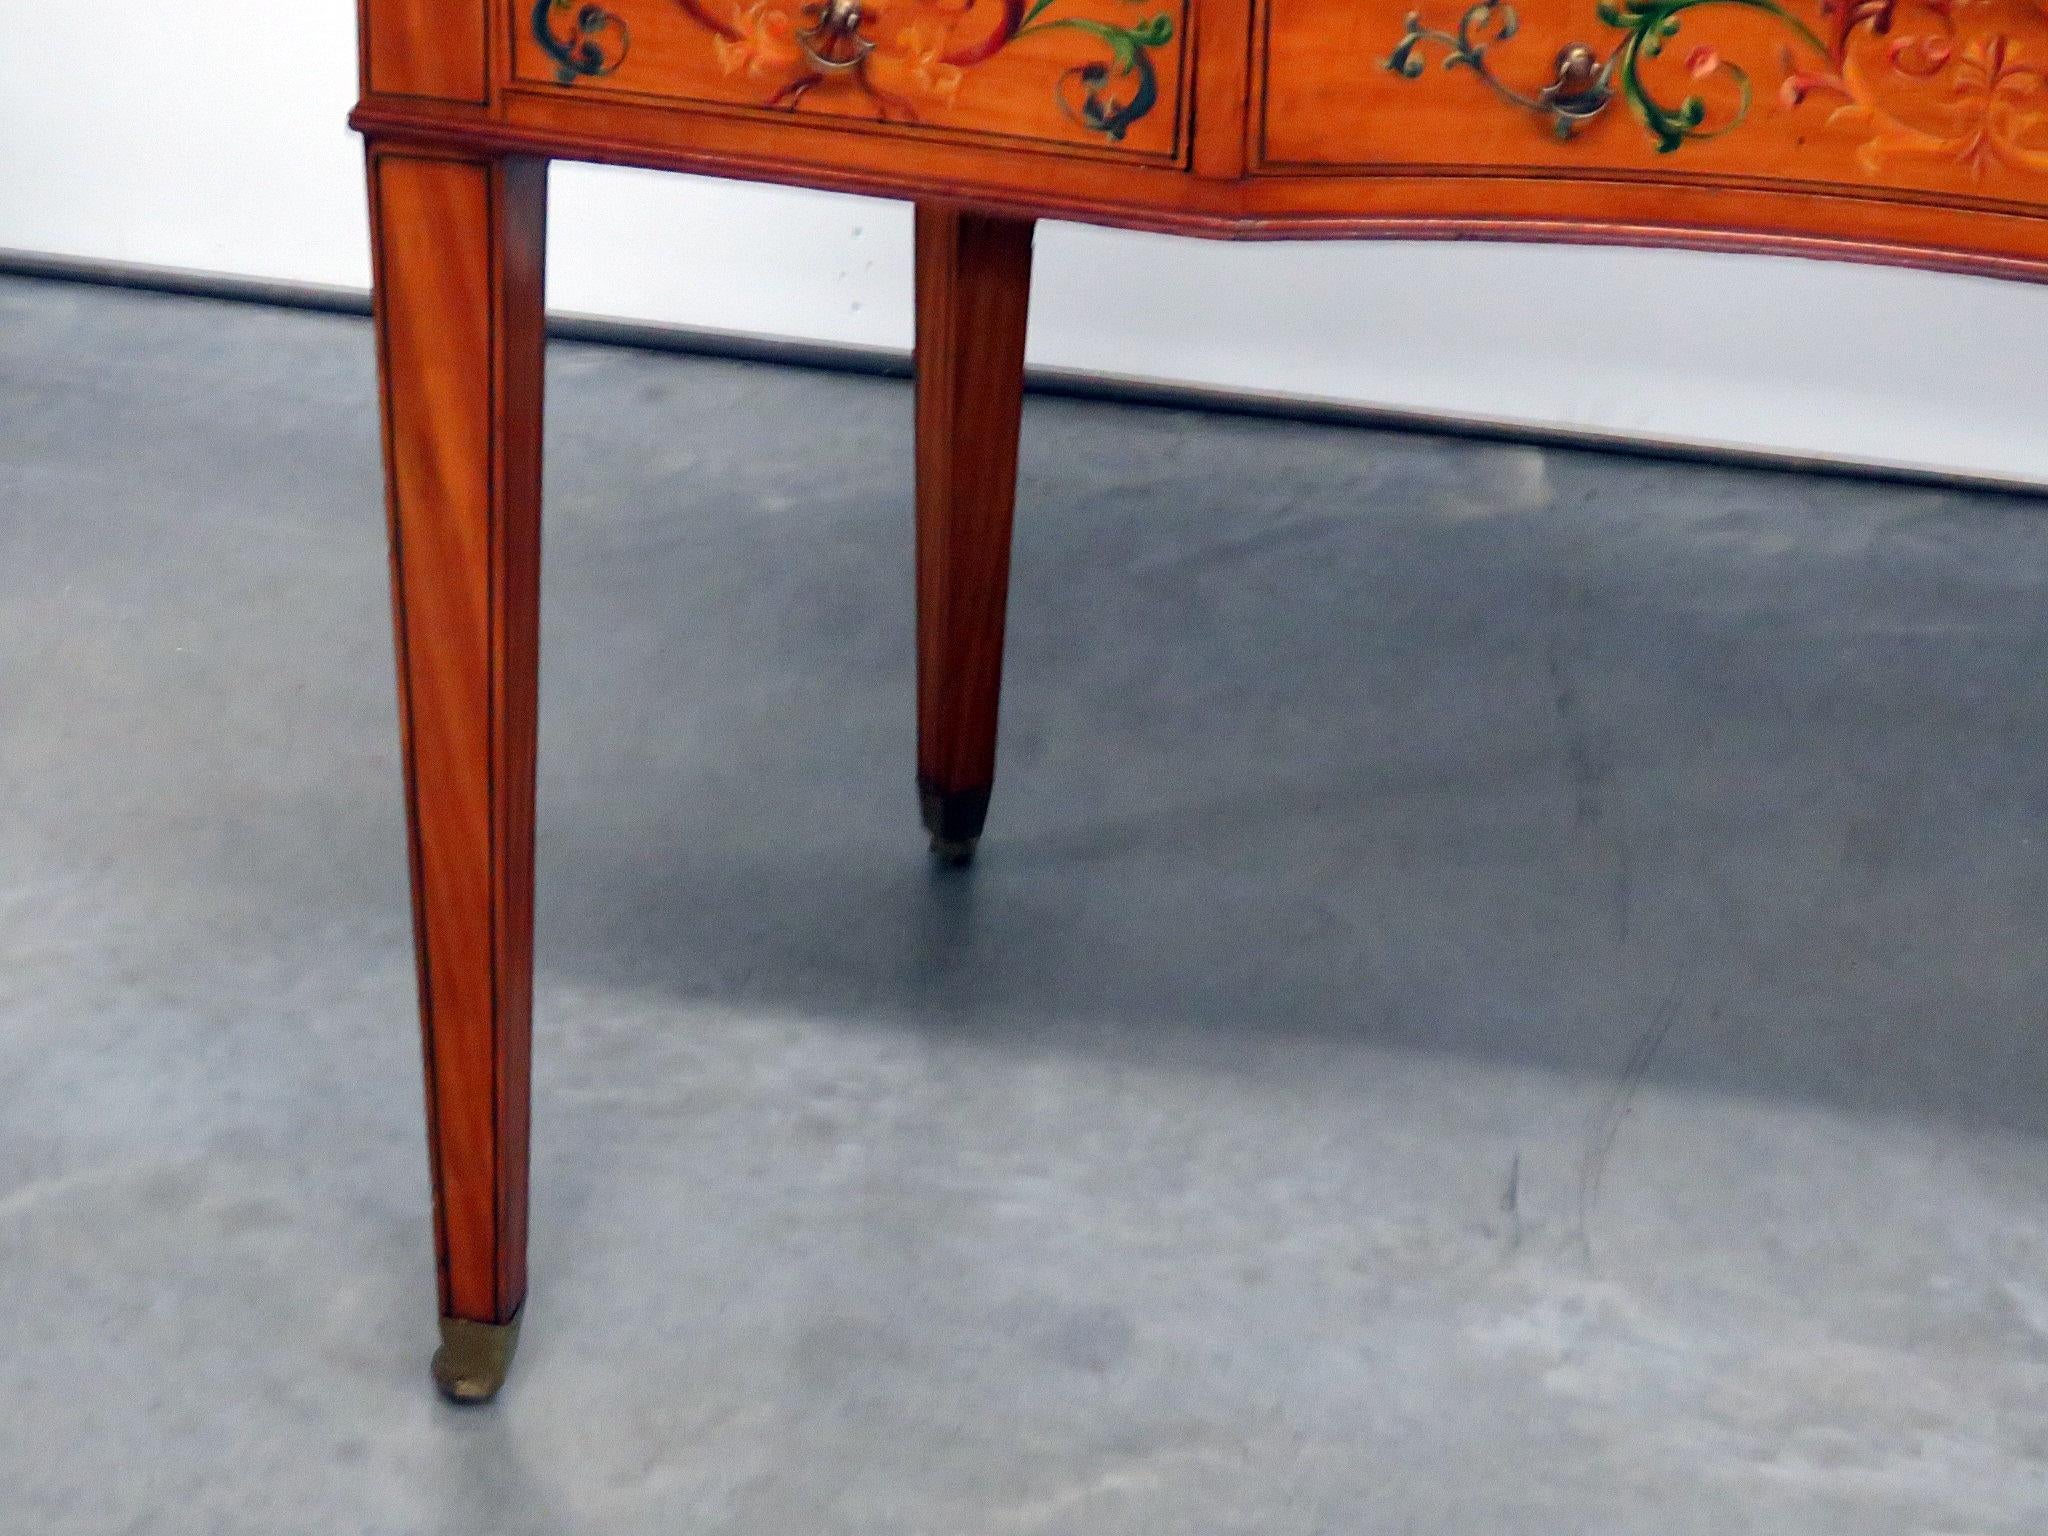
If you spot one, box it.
[928,833,978,868]
[432,1310,522,1404]
[919,781,989,869]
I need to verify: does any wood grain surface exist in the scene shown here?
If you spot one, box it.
[913,204,1035,844]
[367,146,547,1327]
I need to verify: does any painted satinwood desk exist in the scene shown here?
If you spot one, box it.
[351,0,2048,1399]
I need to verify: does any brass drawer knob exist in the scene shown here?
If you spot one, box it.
[1388,6,1615,139]
[796,0,876,73]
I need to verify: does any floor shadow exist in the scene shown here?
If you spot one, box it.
[528,341,2048,1143]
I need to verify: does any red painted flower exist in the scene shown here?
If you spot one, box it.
[1778,42,1849,107]
[1686,43,1721,77]
[1886,33,1952,75]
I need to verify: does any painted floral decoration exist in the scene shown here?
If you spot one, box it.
[534,0,1177,141]
[1387,0,2048,176]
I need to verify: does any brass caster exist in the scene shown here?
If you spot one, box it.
[432,1310,522,1404]
[928,834,978,869]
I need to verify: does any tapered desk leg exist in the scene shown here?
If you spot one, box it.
[913,205,1035,866]
[367,145,547,1403]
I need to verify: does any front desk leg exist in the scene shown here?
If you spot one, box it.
[366,145,547,1402]
[913,205,1035,866]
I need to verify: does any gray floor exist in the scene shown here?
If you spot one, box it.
[5,271,2048,1532]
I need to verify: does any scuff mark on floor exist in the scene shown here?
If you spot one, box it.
[1544,591,1635,944]
[1575,966,1692,1267]
[1502,1151,1524,1253]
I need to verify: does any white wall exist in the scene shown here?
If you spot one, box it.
[7,2,2045,484]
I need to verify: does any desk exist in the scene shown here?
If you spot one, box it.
[350,0,2048,1400]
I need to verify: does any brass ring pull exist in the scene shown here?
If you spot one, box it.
[796,0,874,72]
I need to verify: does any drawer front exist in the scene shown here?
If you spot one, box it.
[514,0,1192,161]
[1256,0,2048,208]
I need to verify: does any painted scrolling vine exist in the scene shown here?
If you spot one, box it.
[1387,0,2048,175]
[534,0,1175,140]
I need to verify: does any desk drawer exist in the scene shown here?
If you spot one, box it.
[1254,0,2048,207]
[513,0,1192,161]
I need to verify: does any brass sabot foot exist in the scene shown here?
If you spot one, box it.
[432,1309,522,1404]
[928,834,979,868]
[918,781,989,869]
